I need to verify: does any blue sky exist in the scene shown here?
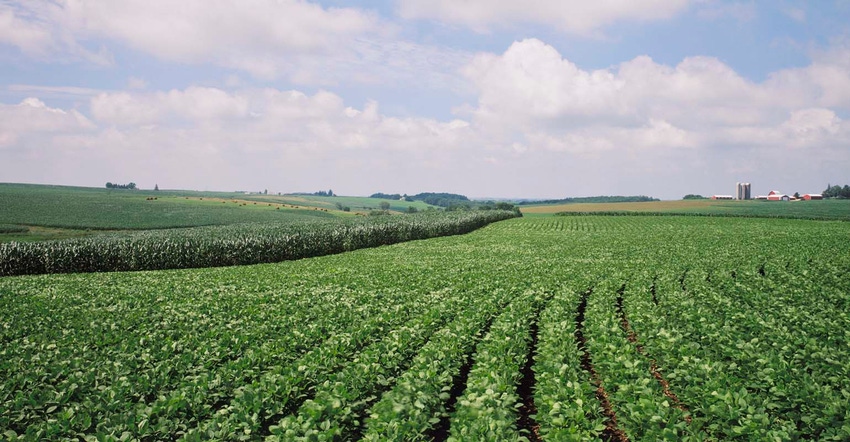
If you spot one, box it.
[1,1,849,199]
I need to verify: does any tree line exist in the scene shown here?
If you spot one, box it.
[105,182,137,190]
[517,195,659,205]
[369,192,470,208]
[823,184,850,198]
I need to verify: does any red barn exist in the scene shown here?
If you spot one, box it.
[802,194,823,200]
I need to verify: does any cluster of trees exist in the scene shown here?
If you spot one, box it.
[289,189,336,197]
[517,195,659,205]
[369,192,470,207]
[413,192,470,207]
[823,184,850,198]
[370,192,406,201]
[683,194,707,200]
[105,182,137,190]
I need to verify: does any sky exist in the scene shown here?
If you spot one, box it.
[1,1,849,199]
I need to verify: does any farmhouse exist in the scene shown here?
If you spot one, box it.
[766,190,790,201]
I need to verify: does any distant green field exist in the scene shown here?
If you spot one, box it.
[0,183,340,241]
[523,198,850,220]
[245,194,439,213]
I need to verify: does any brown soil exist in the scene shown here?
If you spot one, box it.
[576,289,630,442]
[616,289,692,423]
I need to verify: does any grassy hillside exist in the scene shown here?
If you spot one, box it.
[0,183,342,242]
[241,194,438,214]
[521,198,850,220]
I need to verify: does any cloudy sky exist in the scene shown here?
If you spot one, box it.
[1,1,849,199]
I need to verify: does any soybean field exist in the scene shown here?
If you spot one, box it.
[1,215,849,441]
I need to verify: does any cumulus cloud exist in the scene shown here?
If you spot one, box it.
[62,0,378,64]
[91,87,250,126]
[396,0,689,35]
[86,86,475,153]
[461,38,850,157]
[1,1,380,76]
[0,1,469,88]
[3,34,850,198]
[1,84,489,193]
[0,6,55,55]
[0,97,94,147]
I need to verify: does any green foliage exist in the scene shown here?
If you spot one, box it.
[361,289,510,441]
[0,211,518,276]
[823,184,850,198]
[369,193,402,200]
[2,215,849,440]
[554,199,850,221]
[446,290,546,441]
[371,192,470,207]
[682,194,706,200]
[0,183,334,230]
[105,182,137,190]
[0,225,27,234]
[519,195,659,205]
[533,286,606,440]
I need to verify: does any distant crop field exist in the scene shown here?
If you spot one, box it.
[242,194,438,214]
[2,215,848,440]
[0,210,517,276]
[522,198,850,220]
[522,199,714,213]
[0,184,337,240]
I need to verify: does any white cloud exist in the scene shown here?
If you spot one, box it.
[91,87,250,126]
[7,84,105,98]
[86,86,476,154]
[1,1,469,89]
[3,35,850,198]
[0,97,95,148]
[396,0,690,35]
[463,39,850,147]
[0,1,113,65]
[62,0,379,67]
[0,6,55,55]
[1,1,381,76]
[1,85,489,193]
[462,39,779,134]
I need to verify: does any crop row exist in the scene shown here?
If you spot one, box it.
[0,210,517,276]
[2,215,849,440]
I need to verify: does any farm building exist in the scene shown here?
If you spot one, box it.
[802,194,823,200]
[767,190,790,201]
[711,195,734,200]
[736,182,751,200]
